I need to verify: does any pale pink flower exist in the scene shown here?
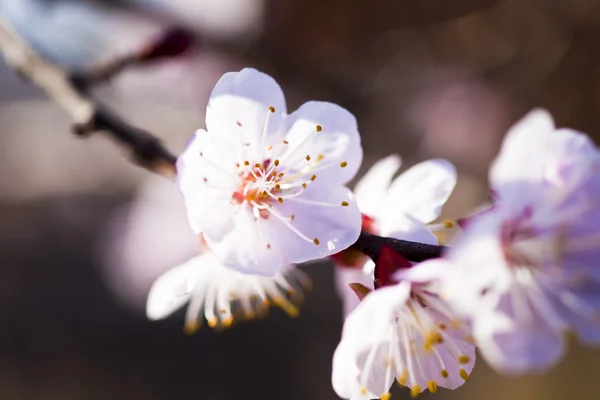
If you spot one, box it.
[439,109,600,373]
[332,249,475,399]
[177,68,363,276]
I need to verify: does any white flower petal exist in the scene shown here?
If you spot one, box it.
[489,108,555,202]
[146,254,209,320]
[283,101,362,185]
[176,130,238,236]
[380,159,456,226]
[383,214,439,245]
[353,155,401,219]
[205,68,287,161]
[473,289,566,374]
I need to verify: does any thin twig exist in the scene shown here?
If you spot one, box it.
[0,18,177,177]
[0,16,446,262]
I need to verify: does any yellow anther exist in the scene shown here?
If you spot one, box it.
[427,381,438,393]
[316,125,322,132]
[269,106,275,113]
[341,201,349,207]
[278,197,283,204]
[380,393,392,400]
[282,140,289,144]
[398,370,408,386]
[255,163,261,168]
[443,219,454,228]
[222,316,233,328]
[244,160,250,166]
[440,369,449,378]
[183,321,200,335]
[310,174,317,181]
[274,159,280,166]
[410,385,421,398]
[207,317,218,328]
[459,368,469,381]
[340,161,348,168]
[267,145,273,151]
[360,387,367,395]
[302,183,307,188]
[317,154,324,161]
[313,238,320,245]
[275,184,281,191]
[458,355,470,364]
[278,173,285,177]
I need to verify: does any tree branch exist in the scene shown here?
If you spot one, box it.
[0,18,177,177]
[352,233,446,263]
[0,16,445,262]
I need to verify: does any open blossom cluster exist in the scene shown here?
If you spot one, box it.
[145,68,600,399]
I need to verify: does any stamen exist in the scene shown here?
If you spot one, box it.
[458,355,470,364]
[313,238,320,245]
[440,370,449,378]
[410,386,421,398]
[427,381,437,393]
[282,140,289,144]
[459,368,469,381]
[269,106,275,113]
[340,161,348,168]
[275,159,280,166]
[316,125,322,132]
[311,174,317,181]
[278,197,283,204]
[305,155,311,161]
[244,160,250,166]
[341,201,349,207]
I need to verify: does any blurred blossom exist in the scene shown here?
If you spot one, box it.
[146,249,311,332]
[132,0,264,40]
[178,68,363,276]
[410,75,508,172]
[100,176,198,310]
[0,0,161,67]
[439,109,600,373]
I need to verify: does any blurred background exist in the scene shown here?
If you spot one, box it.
[1,0,599,399]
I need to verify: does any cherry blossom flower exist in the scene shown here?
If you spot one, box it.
[332,248,475,399]
[147,248,312,332]
[332,156,456,316]
[177,68,363,276]
[438,109,600,373]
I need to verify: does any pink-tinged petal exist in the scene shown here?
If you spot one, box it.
[383,214,439,245]
[544,128,600,189]
[205,185,361,276]
[283,101,363,185]
[354,155,402,219]
[473,289,566,374]
[270,185,362,265]
[146,254,210,320]
[203,206,287,276]
[176,130,238,236]
[380,159,456,226]
[489,109,555,202]
[205,68,287,161]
